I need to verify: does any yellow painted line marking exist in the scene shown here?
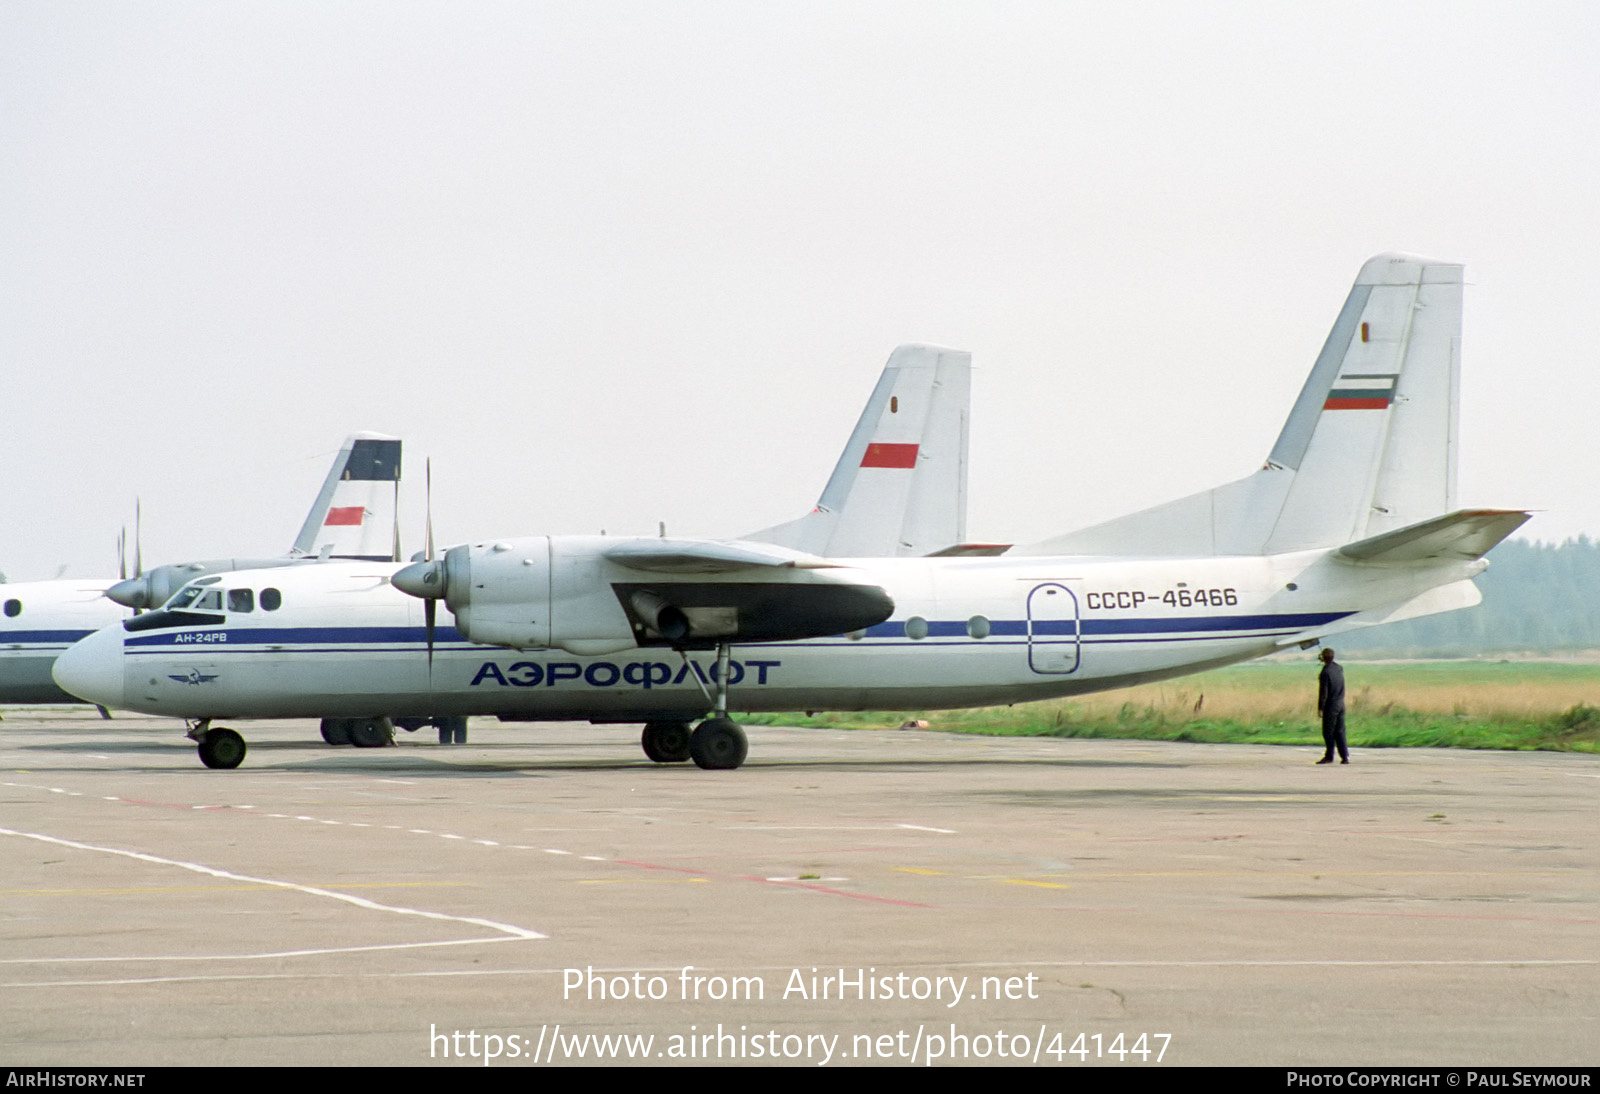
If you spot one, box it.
[894,867,948,876]
[1000,879,1070,889]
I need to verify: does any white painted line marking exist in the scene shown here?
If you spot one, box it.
[897,824,957,834]
[0,826,545,940]
[3,936,530,966]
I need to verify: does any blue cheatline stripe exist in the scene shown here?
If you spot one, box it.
[1085,611,1350,635]
[865,611,1351,640]
[0,630,97,644]
[118,612,1356,655]
[125,625,469,648]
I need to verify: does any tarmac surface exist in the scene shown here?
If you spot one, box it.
[1,708,1594,1068]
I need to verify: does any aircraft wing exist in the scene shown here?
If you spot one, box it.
[600,538,835,574]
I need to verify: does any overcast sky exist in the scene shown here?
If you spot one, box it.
[3,2,1597,581]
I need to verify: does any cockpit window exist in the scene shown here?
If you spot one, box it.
[167,586,205,610]
[261,588,282,611]
[227,589,254,613]
[194,590,222,612]
[165,575,227,611]
[3,599,19,618]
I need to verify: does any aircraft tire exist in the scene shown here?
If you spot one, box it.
[198,728,246,770]
[688,718,747,770]
[641,721,692,763]
[347,719,393,748]
[320,718,352,746]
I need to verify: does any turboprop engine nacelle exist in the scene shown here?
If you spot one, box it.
[391,535,894,656]
[107,558,303,610]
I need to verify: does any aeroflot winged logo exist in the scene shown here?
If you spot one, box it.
[168,669,219,686]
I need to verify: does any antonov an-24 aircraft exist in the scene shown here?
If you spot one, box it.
[0,432,403,707]
[55,255,1528,771]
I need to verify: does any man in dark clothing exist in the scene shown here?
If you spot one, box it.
[1316,647,1349,764]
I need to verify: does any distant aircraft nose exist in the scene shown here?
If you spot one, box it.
[52,627,126,709]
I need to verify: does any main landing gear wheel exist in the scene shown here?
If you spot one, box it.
[689,717,748,770]
[437,717,468,745]
[347,718,394,748]
[641,721,692,763]
[320,718,352,746]
[198,727,246,770]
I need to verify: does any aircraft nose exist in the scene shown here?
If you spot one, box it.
[53,627,126,708]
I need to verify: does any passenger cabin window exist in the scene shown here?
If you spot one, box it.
[227,589,254,613]
[261,588,282,611]
[3,599,19,618]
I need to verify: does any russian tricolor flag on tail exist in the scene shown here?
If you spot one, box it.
[1324,374,1397,411]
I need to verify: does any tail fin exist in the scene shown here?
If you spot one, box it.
[1013,254,1463,557]
[290,432,403,561]
[746,344,970,556]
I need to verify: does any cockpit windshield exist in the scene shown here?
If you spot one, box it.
[163,576,222,611]
[127,577,229,633]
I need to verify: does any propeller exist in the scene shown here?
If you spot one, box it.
[391,460,445,672]
[107,499,147,612]
[424,459,435,669]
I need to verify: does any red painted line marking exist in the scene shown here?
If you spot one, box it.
[860,442,919,469]
[1227,907,1597,925]
[613,858,936,908]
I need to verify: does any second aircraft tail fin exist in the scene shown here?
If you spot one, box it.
[746,344,970,557]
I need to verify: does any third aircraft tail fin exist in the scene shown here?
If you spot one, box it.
[290,432,404,561]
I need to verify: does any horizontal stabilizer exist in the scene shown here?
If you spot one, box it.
[1336,509,1531,564]
[924,543,1012,557]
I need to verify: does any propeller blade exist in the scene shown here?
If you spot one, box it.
[425,458,435,563]
[134,499,143,579]
[118,528,127,582]
[425,598,436,672]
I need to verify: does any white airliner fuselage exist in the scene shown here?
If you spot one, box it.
[53,543,1486,722]
[0,580,123,704]
[51,254,1528,770]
